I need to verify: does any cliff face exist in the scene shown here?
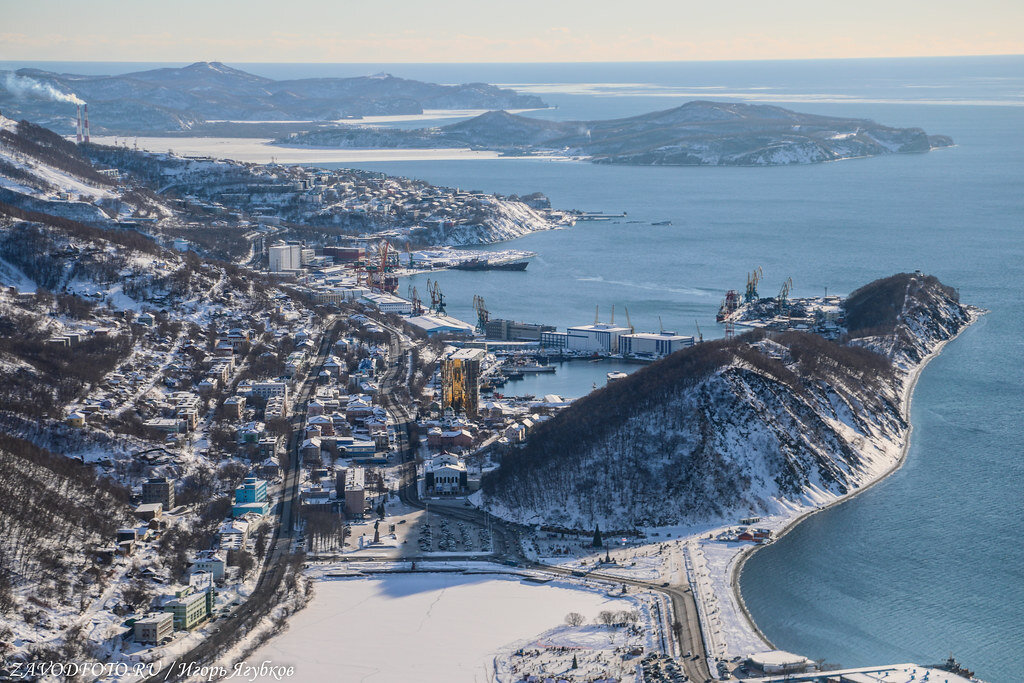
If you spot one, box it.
[481,274,974,528]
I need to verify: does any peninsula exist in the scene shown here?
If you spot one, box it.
[278,101,954,166]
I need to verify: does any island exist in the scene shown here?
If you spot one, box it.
[279,101,954,166]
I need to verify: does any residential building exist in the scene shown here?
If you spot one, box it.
[142,477,175,510]
[269,243,301,272]
[441,347,485,417]
[163,587,214,630]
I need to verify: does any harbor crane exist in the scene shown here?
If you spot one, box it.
[426,279,446,316]
[407,285,424,316]
[694,319,704,343]
[473,295,489,332]
[745,266,764,303]
[625,306,634,333]
[778,277,794,317]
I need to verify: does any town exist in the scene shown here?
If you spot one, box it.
[0,112,984,683]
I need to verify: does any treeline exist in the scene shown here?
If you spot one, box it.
[0,200,163,256]
[844,272,957,338]
[0,433,130,615]
[0,307,134,417]
[0,120,115,187]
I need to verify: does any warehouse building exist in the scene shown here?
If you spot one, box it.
[619,332,695,357]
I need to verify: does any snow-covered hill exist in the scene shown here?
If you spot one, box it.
[481,273,976,528]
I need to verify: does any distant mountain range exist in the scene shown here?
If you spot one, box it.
[0,62,547,135]
[280,101,954,166]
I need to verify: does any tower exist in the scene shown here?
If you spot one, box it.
[75,105,83,144]
[82,103,90,144]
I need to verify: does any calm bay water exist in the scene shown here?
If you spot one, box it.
[12,57,1018,679]
[314,57,1024,681]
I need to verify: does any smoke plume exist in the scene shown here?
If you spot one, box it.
[3,73,85,105]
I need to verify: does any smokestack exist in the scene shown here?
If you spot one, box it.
[76,104,83,144]
[83,103,90,144]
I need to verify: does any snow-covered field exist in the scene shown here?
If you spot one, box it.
[246,572,631,682]
[87,136,509,164]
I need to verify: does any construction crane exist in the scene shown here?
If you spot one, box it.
[472,295,489,332]
[778,277,794,317]
[694,319,703,343]
[625,306,634,333]
[744,266,764,303]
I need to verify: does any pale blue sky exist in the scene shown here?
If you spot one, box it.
[2,0,1022,62]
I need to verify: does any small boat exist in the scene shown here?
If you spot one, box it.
[651,220,672,226]
[606,371,628,381]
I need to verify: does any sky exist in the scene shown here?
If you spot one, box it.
[1,0,1022,63]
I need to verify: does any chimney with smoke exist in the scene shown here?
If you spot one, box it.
[83,103,90,144]
[76,104,83,144]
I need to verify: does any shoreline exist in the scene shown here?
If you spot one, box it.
[727,309,984,655]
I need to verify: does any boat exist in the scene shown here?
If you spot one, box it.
[606,371,628,381]
[516,363,555,373]
[651,220,672,226]
[452,258,529,271]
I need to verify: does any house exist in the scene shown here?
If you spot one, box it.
[190,552,226,581]
[66,411,86,428]
[258,456,280,479]
[300,437,323,465]
[424,453,468,495]
[134,612,173,644]
[223,395,246,419]
[134,503,163,521]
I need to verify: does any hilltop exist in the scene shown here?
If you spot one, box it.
[0,62,547,135]
[481,273,975,528]
[281,101,954,166]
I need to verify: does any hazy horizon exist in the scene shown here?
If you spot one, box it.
[3,0,1023,63]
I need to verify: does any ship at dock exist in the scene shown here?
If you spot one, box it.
[452,258,529,271]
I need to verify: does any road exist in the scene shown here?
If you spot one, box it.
[143,317,340,682]
[370,322,713,682]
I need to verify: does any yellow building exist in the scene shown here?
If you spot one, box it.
[441,348,485,417]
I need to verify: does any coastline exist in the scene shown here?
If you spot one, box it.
[727,308,985,655]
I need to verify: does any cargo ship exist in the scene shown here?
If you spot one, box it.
[452,258,529,271]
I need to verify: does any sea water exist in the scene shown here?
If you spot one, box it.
[314,57,1023,682]
[9,56,1019,680]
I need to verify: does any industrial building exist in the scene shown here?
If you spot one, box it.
[441,347,486,417]
[566,322,633,353]
[406,314,475,337]
[484,318,555,342]
[268,243,301,272]
[362,292,413,315]
[619,332,695,357]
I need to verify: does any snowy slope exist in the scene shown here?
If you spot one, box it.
[482,274,976,528]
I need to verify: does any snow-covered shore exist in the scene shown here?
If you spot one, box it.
[715,308,986,659]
